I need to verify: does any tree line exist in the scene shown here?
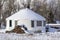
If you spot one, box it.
[0,0,60,27]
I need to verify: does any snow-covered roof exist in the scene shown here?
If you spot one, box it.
[6,8,46,20]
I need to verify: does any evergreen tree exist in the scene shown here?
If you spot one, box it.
[47,11,55,23]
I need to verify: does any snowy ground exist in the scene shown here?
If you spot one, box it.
[0,32,60,40]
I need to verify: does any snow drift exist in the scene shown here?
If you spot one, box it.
[0,32,60,40]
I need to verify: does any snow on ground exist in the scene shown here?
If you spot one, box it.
[0,32,60,40]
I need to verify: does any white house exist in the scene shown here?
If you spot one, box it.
[6,8,46,33]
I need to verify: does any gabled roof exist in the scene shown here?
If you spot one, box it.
[6,8,46,20]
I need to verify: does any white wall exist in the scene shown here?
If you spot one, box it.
[6,20,15,31]
[6,20,32,31]
[6,20,45,32]
[17,20,33,30]
[31,20,45,32]
[56,21,60,24]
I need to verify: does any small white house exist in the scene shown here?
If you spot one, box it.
[6,8,46,33]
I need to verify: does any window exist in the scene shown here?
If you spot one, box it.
[9,20,12,27]
[15,21,17,26]
[31,21,34,27]
[37,21,42,26]
[43,21,46,26]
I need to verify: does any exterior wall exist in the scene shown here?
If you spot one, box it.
[32,27,46,32]
[17,20,45,32]
[6,20,46,32]
[17,20,32,30]
[6,20,15,31]
[56,21,60,24]
[32,20,45,32]
[6,20,32,31]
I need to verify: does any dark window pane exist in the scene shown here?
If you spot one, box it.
[9,20,12,27]
[43,21,46,26]
[31,21,34,27]
[37,21,42,26]
[15,21,17,26]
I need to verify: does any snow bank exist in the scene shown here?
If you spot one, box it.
[0,32,60,40]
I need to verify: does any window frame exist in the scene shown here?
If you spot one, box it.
[31,20,34,27]
[37,21,42,26]
[43,21,46,26]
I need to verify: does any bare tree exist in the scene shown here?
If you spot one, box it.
[0,0,60,26]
